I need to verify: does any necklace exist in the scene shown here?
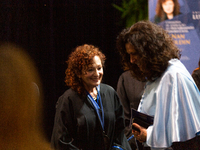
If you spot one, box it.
[90,88,97,100]
[93,97,97,101]
[87,84,104,130]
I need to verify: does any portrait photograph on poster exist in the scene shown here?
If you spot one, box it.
[149,0,200,74]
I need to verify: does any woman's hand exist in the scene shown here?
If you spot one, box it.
[132,123,147,143]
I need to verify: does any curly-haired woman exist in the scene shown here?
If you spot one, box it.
[116,20,200,149]
[51,44,131,150]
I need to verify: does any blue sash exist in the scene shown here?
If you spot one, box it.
[87,85,104,130]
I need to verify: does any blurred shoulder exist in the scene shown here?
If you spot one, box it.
[56,88,80,106]
[192,68,200,76]
[162,59,193,81]
[59,88,77,99]
[120,70,132,78]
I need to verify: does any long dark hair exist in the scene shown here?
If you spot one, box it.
[116,20,181,82]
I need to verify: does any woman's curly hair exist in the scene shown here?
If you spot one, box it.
[65,44,106,96]
[116,20,181,82]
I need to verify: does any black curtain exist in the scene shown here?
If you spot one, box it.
[0,0,124,140]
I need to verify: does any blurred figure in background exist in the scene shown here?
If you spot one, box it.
[0,43,51,150]
[154,0,180,23]
[192,59,200,91]
[117,70,146,150]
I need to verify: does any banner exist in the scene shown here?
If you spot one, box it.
[149,0,200,74]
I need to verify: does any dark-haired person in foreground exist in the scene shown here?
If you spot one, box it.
[116,20,200,149]
[51,44,131,150]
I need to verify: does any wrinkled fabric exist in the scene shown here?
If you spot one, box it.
[51,83,131,150]
[138,59,200,149]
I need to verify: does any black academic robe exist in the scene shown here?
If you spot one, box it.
[51,83,131,150]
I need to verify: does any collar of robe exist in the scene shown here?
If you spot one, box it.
[87,84,104,130]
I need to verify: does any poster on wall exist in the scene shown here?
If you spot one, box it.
[148,0,200,74]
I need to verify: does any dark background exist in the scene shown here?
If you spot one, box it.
[0,0,125,140]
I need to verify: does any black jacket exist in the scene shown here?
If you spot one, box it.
[51,83,131,150]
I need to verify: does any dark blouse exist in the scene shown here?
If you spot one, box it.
[117,71,146,150]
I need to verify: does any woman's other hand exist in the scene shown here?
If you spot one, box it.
[132,123,147,143]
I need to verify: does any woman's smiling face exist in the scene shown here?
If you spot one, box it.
[81,55,103,91]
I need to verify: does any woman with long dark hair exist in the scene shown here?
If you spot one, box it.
[117,20,200,149]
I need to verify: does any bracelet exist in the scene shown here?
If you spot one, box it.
[112,145,124,150]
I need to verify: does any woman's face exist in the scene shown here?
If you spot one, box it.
[162,0,174,15]
[125,42,142,70]
[81,55,103,91]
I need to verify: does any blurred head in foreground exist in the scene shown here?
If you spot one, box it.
[0,43,51,149]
